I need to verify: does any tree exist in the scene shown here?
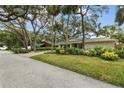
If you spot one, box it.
[46,5,61,50]
[61,5,79,48]
[0,6,29,22]
[1,6,49,51]
[0,29,23,49]
[76,5,108,49]
[115,5,124,26]
[112,30,124,43]
[2,19,30,50]
[28,6,49,51]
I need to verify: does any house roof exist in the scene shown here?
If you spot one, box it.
[41,40,52,44]
[56,38,117,45]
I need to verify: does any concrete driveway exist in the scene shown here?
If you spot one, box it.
[0,51,118,88]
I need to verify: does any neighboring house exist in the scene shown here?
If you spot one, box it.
[56,38,117,49]
[38,40,52,47]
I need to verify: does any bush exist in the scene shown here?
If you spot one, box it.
[89,49,97,56]
[105,48,114,52]
[65,48,83,55]
[65,48,75,54]
[71,48,82,55]
[59,49,65,54]
[36,47,52,51]
[12,48,29,54]
[101,52,119,61]
[94,46,104,56]
[55,48,65,54]
[83,49,97,56]
[55,48,60,54]
[83,50,90,56]
[115,47,124,58]
[94,46,114,56]
[55,48,83,55]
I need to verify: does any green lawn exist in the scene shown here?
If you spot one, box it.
[31,54,124,87]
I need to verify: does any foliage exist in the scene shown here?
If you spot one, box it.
[12,48,29,54]
[59,49,65,54]
[115,47,124,58]
[0,6,29,22]
[94,46,114,56]
[55,48,60,54]
[0,30,23,50]
[83,50,90,56]
[65,48,83,55]
[89,49,97,56]
[101,52,119,61]
[94,46,105,56]
[112,30,124,43]
[83,49,97,56]
[36,47,52,51]
[55,48,65,54]
[55,47,120,61]
[56,48,83,55]
[115,5,124,26]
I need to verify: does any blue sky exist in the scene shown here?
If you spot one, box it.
[98,5,116,26]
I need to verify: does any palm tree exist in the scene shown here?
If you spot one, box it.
[46,6,61,50]
[61,5,79,48]
[115,5,124,26]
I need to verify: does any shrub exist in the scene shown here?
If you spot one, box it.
[36,47,52,51]
[105,48,114,52]
[101,52,119,61]
[65,48,75,54]
[65,48,83,55]
[115,48,124,58]
[73,48,82,55]
[94,46,114,56]
[59,49,65,54]
[83,49,97,56]
[79,49,85,55]
[89,49,97,56]
[83,50,90,56]
[12,48,29,54]
[55,48,65,54]
[55,48,60,54]
[94,46,104,56]
[12,48,20,54]
[55,48,84,55]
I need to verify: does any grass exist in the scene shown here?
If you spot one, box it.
[31,54,124,87]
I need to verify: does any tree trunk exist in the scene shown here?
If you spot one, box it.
[65,14,70,49]
[53,31,56,48]
[28,33,33,51]
[33,36,37,52]
[81,14,85,49]
[51,16,55,51]
[22,40,28,50]
[21,29,28,51]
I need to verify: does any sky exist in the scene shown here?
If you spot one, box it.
[98,5,116,26]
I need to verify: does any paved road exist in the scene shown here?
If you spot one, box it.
[0,51,118,88]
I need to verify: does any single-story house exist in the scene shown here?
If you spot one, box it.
[56,38,117,49]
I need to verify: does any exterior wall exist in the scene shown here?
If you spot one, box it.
[85,42,115,49]
[58,41,115,49]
